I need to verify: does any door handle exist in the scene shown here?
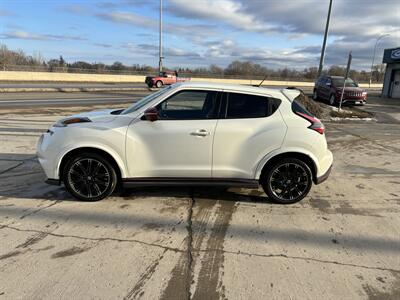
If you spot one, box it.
[190,129,210,137]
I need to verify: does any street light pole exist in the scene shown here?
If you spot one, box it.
[369,33,390,87]
[317,0,333,77]
[159,0,163,73]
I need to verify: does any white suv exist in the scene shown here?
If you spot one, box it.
[37,82,333,204]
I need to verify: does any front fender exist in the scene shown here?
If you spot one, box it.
[55,142,128,179]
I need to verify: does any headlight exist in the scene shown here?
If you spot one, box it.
[362,91,367,96]
[54,117,91,127]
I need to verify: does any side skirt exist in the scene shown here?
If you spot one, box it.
[122,177,259,188]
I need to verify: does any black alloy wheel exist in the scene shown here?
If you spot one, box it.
[261,158,312,204]
[63,153,117,201]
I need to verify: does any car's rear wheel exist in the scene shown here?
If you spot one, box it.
[155,80,163,88]
[329,94,336,106]
[261,158,312,204]
[63,153,118,201]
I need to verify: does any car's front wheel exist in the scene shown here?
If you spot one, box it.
[261,158,312,204]
[63,153,118,201]
[155,80,163,88]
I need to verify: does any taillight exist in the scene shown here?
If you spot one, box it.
[295,112,325,135]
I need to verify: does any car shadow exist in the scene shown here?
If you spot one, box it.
[119,185,272,204]
[0,152,272,204]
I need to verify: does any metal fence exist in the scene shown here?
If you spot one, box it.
[0,64,381,83]
[0,64,318,82]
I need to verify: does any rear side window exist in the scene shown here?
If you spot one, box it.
[225,93,281,119]
[292,99,314,118]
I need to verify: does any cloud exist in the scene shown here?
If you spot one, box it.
[1,30,87,41]
[121,42,201,59]
[96,11,155,28]
[58,4,89,15]
[0,9,13,17]
[165,0,400,68]
[96,11,217,39]
[93,43,113,48]
[167,0,279,33]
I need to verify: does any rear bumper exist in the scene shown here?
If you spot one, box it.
[316,164,332,184]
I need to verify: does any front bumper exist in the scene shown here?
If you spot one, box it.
[37,131,61,180]
[341,99,366,105]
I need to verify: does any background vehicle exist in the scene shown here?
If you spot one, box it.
[145,71,191,88]
[37,82,333,204]
[313,75,367,106]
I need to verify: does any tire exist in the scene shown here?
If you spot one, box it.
[260,158,313,204]
[155,80,163,88]
[329,94,336,106]
[312,89,318,101]
[63,153,118,201]
[147,83,153,88]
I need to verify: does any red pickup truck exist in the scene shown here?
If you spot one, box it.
[145,71,191,88]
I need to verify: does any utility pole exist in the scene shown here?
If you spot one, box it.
[369,33,390,87]
[159,0,163,73]
[317,0,333,77]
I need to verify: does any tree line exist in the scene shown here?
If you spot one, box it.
[0,44,385,83]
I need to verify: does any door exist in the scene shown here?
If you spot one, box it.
[126,90,220,178]
[212,92,286,179]
[391,70,400,99]
[320,77,331,100]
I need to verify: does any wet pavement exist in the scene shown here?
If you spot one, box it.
[0,97,399,299]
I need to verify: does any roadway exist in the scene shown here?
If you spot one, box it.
[0,91,149,109]
[0,83,145,89]
[0,87,381,109]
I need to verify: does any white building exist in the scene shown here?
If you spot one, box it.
[382,47,400,98]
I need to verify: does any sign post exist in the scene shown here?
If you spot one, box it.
[339,51,352,111]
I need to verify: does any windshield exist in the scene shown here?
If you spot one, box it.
[122,86,171,114]
[332,78,358,87]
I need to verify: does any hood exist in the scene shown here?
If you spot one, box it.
[336,86,365,92]
[70,108,123,123]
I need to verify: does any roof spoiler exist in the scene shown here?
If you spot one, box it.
[281,87,302,102]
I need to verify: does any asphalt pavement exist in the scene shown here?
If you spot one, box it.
[0,91,149,108]
[0,83,145,89]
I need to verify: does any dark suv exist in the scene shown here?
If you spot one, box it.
[313,75,367,106]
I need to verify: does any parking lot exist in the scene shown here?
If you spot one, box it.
[0,93,399,299]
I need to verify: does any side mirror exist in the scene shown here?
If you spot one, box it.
[143,107,158,122]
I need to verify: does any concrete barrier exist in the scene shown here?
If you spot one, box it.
[0,71,383,89]
[0,71,145,83]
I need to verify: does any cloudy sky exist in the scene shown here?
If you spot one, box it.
[1,0,399,70]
